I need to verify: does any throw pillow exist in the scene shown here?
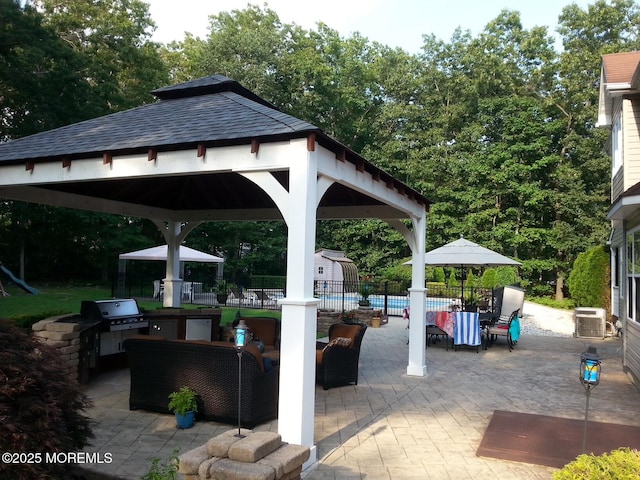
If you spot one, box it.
[323,336,352,353]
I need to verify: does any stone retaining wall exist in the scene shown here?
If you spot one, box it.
[177,429,310,480]
[317,308,385,337]
[31,314,81,381]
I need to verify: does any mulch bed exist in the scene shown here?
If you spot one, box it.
[477,410,640,468]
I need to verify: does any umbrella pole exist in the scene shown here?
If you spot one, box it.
[461,268,464,311]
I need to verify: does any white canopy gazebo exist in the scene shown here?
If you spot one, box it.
[118,244,224,298]
[0,75,430,465]
[119,244,224,263]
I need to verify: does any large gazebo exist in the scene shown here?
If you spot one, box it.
[0,75,430,464]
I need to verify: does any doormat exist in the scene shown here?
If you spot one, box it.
[477,410,640,468]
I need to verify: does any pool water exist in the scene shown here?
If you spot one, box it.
[317,294,453,312]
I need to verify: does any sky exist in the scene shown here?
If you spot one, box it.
[145,0,596,53]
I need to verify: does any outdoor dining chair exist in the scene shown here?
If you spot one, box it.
[486,309,520,351]
[452,311,482,353]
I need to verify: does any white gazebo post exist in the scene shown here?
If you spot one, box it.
[407,213,427,376]
[277,142,319,464]
[161,221,183,308]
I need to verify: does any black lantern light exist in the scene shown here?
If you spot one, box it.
[580,345,602,388]
[579,345,602,453]
[234,319,251,438]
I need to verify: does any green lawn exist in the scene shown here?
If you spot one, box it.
[0,284,280,326]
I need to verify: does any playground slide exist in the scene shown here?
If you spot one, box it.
[0,265,38,294]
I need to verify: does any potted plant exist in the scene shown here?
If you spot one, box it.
[168,386,198,429]
[358,282,371,307]
[213,281,228,305]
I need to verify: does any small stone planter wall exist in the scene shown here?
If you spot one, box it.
[177,429,309,480]
[317,308,385,337]
[31,314,81,380]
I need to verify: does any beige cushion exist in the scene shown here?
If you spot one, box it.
[323,337,352,351]
[316,336,352,365]
[330,324,360,345]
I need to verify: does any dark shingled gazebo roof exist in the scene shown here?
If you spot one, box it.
[0,75,429,216]
[0,75,321,163]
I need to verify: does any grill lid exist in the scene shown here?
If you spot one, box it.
[80,298,141,321]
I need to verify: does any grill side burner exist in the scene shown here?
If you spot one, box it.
[80,299,148,332]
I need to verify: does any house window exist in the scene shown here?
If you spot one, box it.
[317,266,324,275]
[613,247,619,287]
[626,230,640,322]
[612,112,623,176]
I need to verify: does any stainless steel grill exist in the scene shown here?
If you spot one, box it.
[80,298,147,332]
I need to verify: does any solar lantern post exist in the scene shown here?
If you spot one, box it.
[579,345,602,453]
[234,319,251,438]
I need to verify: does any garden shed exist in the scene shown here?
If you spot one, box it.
[314,249,358,292]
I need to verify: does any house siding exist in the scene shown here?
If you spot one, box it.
[625,321,640,384]
[623,215,640,385]
[611,224,625,318]
[612,99,625,200]
[623,97,640,191]
[602,55,640,390]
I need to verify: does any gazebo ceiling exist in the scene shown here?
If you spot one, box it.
[0,74,429,222]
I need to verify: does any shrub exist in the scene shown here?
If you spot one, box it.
[426,282,447,297]
[568,246,610,308]
[554,447,640,479]
[0,319,93,480]
[480,269,498,289]
[141,450,180,480]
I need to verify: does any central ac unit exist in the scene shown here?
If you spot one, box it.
[574,307,606,338]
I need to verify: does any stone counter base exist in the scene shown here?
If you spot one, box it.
[177,429,310,480]
[32,314,81,380]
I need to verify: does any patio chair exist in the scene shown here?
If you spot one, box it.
[255,290,277,307]
[228,287,249,305]
[486,309,520,351]
[492,286,525,323]
[316,322,367,390]
[152,280,162,300]
[453,311,482,353]
[181,281,193,301]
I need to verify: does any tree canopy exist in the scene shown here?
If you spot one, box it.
[2,0,637,298]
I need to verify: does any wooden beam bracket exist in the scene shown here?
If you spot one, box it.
[307,134,316,152]
[197,144,206,158]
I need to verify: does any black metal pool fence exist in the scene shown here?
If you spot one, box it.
[114,276,490,317]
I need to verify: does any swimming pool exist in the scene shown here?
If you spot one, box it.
[317,294,454,313]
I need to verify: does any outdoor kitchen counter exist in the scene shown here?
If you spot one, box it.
[144,308,222,341]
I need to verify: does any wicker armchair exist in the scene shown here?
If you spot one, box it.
[316,322,367,390]
[124,337,279,428]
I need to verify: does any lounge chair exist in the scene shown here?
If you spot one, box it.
[255,290,277,307]
[228,287,250,305]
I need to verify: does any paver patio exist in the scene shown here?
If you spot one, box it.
[80,310,639,479]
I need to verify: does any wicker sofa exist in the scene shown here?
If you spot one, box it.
[123,336,279,428]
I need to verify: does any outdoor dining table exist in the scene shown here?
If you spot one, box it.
[404,308,483,351]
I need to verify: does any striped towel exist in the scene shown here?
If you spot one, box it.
[454,312,481,346]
